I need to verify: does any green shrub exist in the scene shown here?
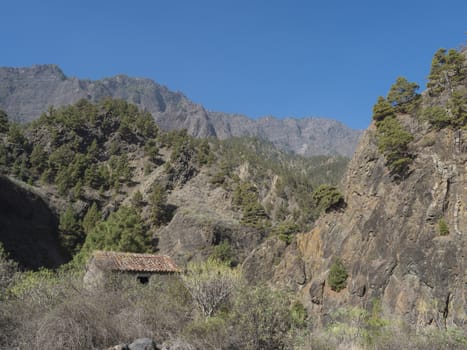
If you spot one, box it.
[210,240,235,266]
[290,300,308,328]
[328,259,348,292]
[438,218,449,236]
[422,106,450,129]
[274,221,300,245]
[312,184,345,213]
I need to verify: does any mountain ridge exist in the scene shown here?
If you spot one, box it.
[0,64,362,157]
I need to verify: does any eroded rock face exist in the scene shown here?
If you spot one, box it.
[278,123,466,329]
[155,209,263,266]
[0,176,69,269]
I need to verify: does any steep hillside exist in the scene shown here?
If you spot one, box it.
[0,64,362,157]
[0,98,347,269]
[270,45,467,330]
[0,176,68,269]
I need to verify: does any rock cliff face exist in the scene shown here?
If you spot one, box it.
[280,121,466,328]
[0,176,68,269]
[0,65,361,157]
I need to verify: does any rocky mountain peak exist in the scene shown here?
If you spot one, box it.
[0,64,361,157]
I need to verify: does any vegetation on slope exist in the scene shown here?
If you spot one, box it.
[371,45,466,179]
[210,137,348,230]
[372,87,416,178]
[1,250,465,349]
[0,98,348,264]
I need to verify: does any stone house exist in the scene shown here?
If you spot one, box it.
[84,251,181,287]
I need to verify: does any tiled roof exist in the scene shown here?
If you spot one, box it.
[91,251,180,273]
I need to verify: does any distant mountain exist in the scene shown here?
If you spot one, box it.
[0,64,362,157]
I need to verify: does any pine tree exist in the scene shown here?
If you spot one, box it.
[149,183,168,226]
[82,203,101,234]
[78,206,150,263]
[372,96,395,124]
[387,77,420,112]
[59,206,84,254]
[427,48,466,96]
[30,144,47,176]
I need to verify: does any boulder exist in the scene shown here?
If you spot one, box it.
[128,338,158,350]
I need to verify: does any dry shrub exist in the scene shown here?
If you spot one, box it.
[183,317,230,350]
[0,270,192,349]
[115,275,192,341]
[33,297,122,350]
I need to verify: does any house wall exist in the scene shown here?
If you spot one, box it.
[83,260,179,289]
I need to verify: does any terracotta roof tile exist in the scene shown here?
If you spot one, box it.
[91,251,180,273]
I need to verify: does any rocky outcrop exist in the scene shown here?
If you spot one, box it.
[0,65,361,157]
[207,112,362,157]
[278,123,466,329]
[0,176,69,269]
[155,173,264,266]
[105,337,196,350]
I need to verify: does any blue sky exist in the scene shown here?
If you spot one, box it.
[1,1,466,129]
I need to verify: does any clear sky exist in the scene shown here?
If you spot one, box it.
[1,0,466,129]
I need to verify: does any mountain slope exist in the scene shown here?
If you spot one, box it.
[249,45,467,330]
[0,64,361,157]
[0,98,348,269]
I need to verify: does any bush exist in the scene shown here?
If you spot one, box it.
[290,300,308,328]
[230,285,294,349]
[181,259,242,318]
[422,106,450,129]
[274,221,300,245]
[210,240,235,266]
[1,268,193,349]
[312,185,345,213]
[438,218,449,236]
[183,317,228,350]
[328,259,348,292]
